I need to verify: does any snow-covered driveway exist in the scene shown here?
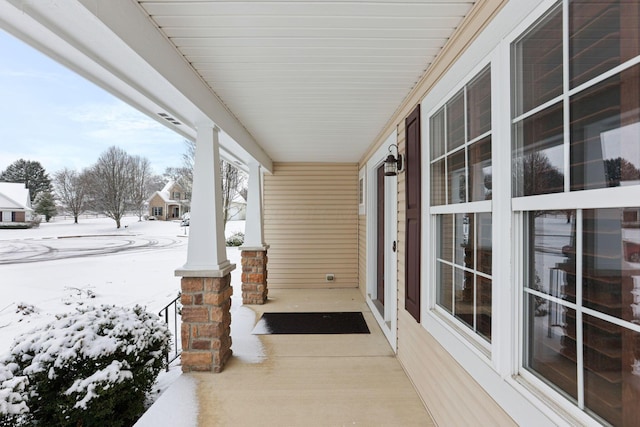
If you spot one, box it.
[0,234,184,264]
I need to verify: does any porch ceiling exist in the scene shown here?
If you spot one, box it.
[0,0,476,166]
[136,0,475,162]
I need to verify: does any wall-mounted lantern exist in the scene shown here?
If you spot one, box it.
[384,144,404,176]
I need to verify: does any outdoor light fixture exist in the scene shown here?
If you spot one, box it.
[384,144,404,176]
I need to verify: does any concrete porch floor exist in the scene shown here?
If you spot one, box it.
[142,288,435,426]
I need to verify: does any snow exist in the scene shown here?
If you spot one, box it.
[134,374,198,427]
[0,216,265,423]
[65,360,133,409]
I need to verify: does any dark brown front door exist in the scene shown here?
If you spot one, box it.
[376,164,385,305]
[405,105,421,322]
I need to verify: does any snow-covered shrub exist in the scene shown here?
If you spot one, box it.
[0,362,29,427]
[226,231,244,246]
[0,305,171,427]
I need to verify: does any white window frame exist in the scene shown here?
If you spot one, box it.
[507,0,640,424]
[417,0,627,425]
[358,167,366,215]
[425,58,495,357]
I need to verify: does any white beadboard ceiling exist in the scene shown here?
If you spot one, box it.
[136,0,475,162]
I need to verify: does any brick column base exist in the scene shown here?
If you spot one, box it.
[180,275,232,373]
[241,250,268,304]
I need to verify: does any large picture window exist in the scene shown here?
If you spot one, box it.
[524,209,640,427]
[430,65,492,344]
[513,1,640,425]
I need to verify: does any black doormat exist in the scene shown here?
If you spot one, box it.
[252,312,370,335]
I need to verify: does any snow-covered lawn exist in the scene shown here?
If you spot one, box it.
[0,216,263,424]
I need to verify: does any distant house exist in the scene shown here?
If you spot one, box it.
[147,181,189,220]
[0,183,33,226]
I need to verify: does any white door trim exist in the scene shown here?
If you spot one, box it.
[366,132,398,351]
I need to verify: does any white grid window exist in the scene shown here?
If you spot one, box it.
[513,1,640,424]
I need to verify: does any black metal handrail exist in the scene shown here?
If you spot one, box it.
[159,293,182,371]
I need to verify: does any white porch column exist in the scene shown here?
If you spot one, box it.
[175,124,235,373]
[240,161,269,304]
[242,162,267,249]
[176,125,234,277]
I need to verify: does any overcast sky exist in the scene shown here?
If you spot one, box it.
[0,29,186,177]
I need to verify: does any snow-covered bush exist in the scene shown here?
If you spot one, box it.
[0,363,29,427]
[0,305,171,427]
[226,231,244,246]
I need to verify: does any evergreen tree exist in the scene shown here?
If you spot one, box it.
[0,159,52,202]
[34,191,57,222]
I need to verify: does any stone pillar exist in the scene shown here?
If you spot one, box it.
[175,124,235,373]
[180,275,233,373]
[241,250,268,304]
[240,161,269,304]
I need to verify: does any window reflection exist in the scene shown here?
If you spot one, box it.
[477,212,492,275]
[437,261,453,313]
[477,276,492,340]
[512,3,563,117]
[527,211,576,300]
[448,150,467,204]
[431,159,446,206]
[525,294,578,402]
[569,0,640,88]
[447,91,465,151]
[525,208,640,426]
[455,213,474,269]
[513,103,565,197]
[437,213,492,341]
[431,108,446,160]
[570,64,640,191]
[468,137,492,201]
[467,66,492,140]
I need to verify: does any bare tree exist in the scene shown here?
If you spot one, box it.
[146,174,166,193]
[164,140,247,224]
[129,155,152,221]
[87,146,132,229]
[220,160,245,224]
[514,151,564,197]
[53,168,90,223]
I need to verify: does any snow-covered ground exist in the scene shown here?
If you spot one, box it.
[0,216,264,425]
